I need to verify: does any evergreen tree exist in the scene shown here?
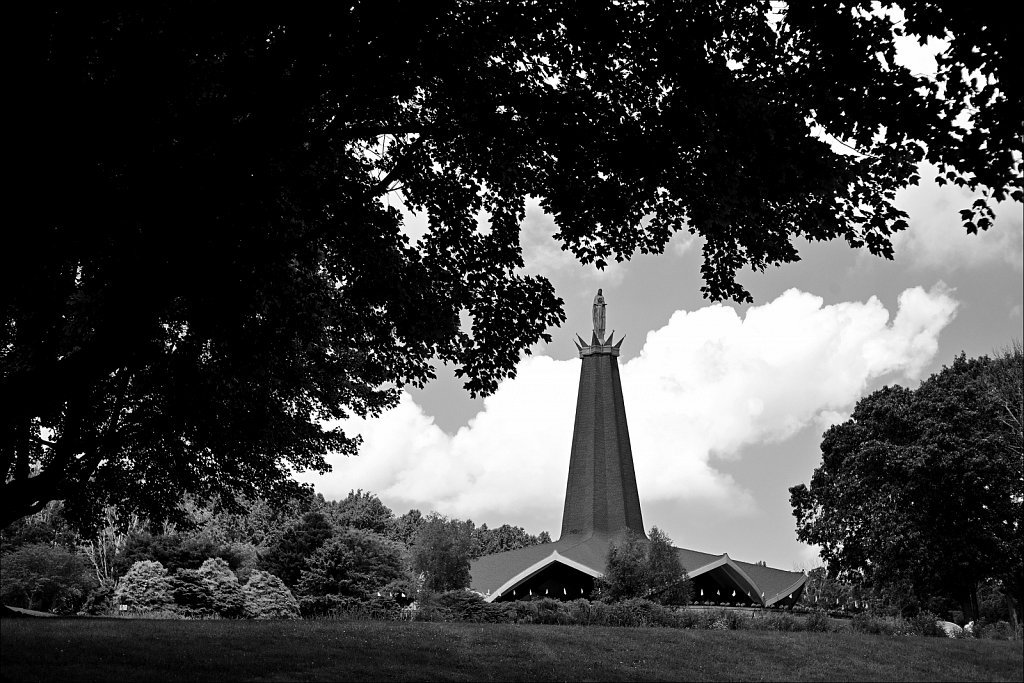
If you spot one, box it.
[259,512,334,588]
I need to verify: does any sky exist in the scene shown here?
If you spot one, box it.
[296,44,1023,573]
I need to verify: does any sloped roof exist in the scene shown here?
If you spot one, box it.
[470,533,806,605]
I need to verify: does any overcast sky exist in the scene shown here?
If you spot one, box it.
[297,44,1023,572]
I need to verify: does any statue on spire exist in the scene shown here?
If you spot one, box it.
[592,289,606,342]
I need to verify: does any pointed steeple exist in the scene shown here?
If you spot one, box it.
[560,292,644,540]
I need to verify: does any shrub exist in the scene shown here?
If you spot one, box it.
[435,590,502,623]
[850,612,898,636]
[530,597,571,625]
[379,578,416,606]
[693,608,748,630]
[0,543,96,614]
[80,584,116,616]
[906,610,943,637]
[114,560,175,613]
[977,620,1014,640]
[565,599,611,626]
[803,610,833,633]
[298,594,363,618]
[242,570,300,619]
[412,592,455,622]
[758,611,800,632]
[169,568,216,618]
[197,558,245,618]
[606,599,680,628]
[490,600,536,624]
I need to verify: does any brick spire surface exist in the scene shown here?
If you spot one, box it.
[560,293,645,540]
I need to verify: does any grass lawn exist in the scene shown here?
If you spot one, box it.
[1,618,1020,682]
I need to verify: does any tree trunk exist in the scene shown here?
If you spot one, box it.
[1006,592,1020,639]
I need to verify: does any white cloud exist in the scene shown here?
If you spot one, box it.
[894,167,1024,272]
[298,285,958,534]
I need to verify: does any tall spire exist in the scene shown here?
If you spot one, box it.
[561,292,645,540]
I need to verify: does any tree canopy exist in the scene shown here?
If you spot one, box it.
[411,515,474,592]
[4,3,1019,531]
[598,528,691,604]
[790,346,1024,621]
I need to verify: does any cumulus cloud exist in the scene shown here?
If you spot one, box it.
[297,285,958,534]
[893,166,1023,272]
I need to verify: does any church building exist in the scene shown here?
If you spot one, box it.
[469,291,807,606]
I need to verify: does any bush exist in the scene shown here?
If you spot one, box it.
[489,600,536,624]
[803,610,834,633]
[850,612,898,636]
[242,570,300,619]
[114,560,175,613]
[196,558,245,618]
[565,599,611,626]
[169,568,216,618]
[435,590,502,623]
[690,608,749,630]
[412,592,455,622]
[79,584,116,616]
[380,578,416,606]
[606,599,680,628]
[906,610,943,637]
[977,620,1015,640]
[758,611,800,631]
[298,594,364,618]
[0,543,96,614]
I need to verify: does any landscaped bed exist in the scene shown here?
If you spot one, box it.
[2,618,1021,682]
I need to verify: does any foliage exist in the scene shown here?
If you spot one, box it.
[791,352,1024,621]
[258,512,334,588]
[79,584,116,616]
[114,532,242,577]
[392,510,427,547]
[241,570,300,619]
[432,590,503,623]
[5,2,1020,536]
[798,566,869,612]
[197,493,317,549]
[598,532,649,601]
[471,523,551,559]
[318,490,395,538]
[114,560,175,613]
[296,528,405,600]
[0,543,96,614]
[169,568,216,618]
[411,515,473,592]
[297,593,366,618]
[597,528,691,605]
[803,610,835,633]
[380,578,417,607]
[0,502,79,553]
[196,557,245,618]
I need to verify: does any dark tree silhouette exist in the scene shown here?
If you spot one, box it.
[791,350,1024,623]
[3,3,1019,533]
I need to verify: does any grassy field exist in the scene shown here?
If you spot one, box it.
[1,618,1020,682]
